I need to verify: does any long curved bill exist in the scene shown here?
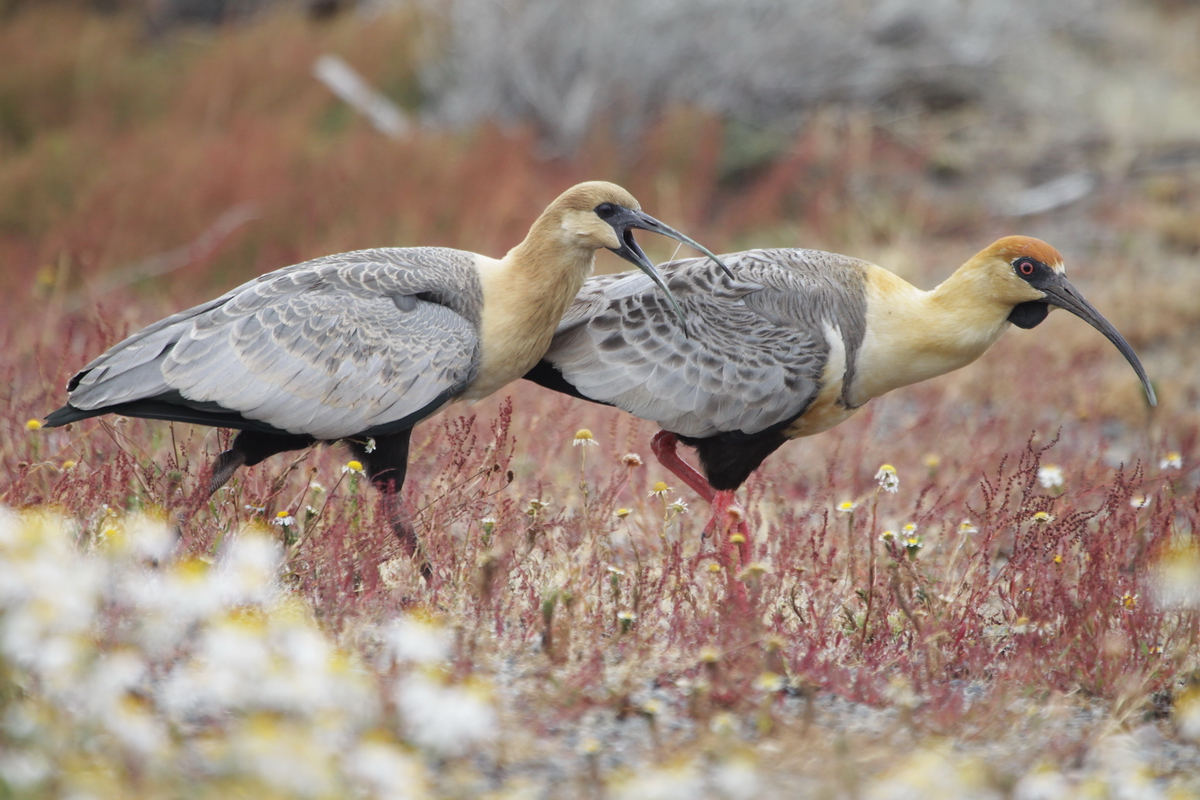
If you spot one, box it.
[1040,274,1157,406]
[603,208,730,335]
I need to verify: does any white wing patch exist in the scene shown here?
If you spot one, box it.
[821,321,848,393]
[783,320,859,439]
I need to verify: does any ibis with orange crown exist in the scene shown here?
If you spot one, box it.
[526,236,1156,556]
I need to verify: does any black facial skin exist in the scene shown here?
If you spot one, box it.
[1007,256,1054,328]
[1008,300,1049,329]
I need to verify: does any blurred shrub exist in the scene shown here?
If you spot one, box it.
[419,0,1106,150]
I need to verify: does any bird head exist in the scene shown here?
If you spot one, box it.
[548,181,732,329]
[973,236,1156,406]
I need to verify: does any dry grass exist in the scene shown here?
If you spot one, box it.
[3,3,1200,797]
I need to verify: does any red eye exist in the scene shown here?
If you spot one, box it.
[1016,258,1036,276]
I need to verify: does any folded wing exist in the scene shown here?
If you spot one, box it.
[538,249,870,438]
[55,247,484,440]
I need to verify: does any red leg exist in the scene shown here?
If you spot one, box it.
[650,431,751,564]
[651,431,716,502]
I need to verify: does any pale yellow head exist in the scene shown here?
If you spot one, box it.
[543,181,643,252]
[512,181,728,329]
[957,235,1067,307]
[955,235,1154,405]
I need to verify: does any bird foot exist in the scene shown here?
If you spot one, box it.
[208,448,247,495]
[706,492,751,567]
[378,490,431,580]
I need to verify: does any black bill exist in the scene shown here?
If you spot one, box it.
[1039,273,1157,406]
[603,207,733,333]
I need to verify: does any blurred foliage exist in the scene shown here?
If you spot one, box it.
[3,1,1200,795]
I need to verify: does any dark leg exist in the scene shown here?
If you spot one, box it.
[345,429,428,574]
[209,430,316,494]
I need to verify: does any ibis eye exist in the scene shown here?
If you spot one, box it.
[1015,257,1037,277]
[594,202,618,219]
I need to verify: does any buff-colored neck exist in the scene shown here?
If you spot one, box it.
[464,219,597,400]
[849,259,1016,404]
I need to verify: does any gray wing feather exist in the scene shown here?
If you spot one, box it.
[544,249,870,437]
[68,248,484,439]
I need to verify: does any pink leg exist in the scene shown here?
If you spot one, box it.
[651,431,715,502]
[650,431,751,565]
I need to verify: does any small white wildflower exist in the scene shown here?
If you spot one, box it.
[649,481,670,498]
[621,453,643,467]
[959,519,978,534]
[572,429,598,446]
[364,437,377,453]
[667,498,689,514]
[875,464,899,493]
[837,500,856,513]
[1130,496,1151,509]
[272,511,295,527]
[310,481,326,494]
[244,504,266,514]
[614,507,631,518]
[1031,511,1054,524]
[1037,465,1064,489]
[1161,452,1183,470]
[342,460,365,475]
[607,566,626,577]
[880,530,896,542]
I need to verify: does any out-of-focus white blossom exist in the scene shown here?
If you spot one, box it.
[384,615,452,665]
[864,747,1000,800]
[345,739,428,800]
[711,757,761,800]
[395,673,497,757]
[1036,465,1064,489]
[1151,538,1200,609]
[611,759,705,800]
